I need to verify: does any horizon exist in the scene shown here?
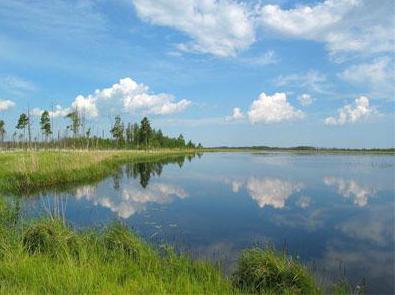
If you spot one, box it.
[0,0,394,148]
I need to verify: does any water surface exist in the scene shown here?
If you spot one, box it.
[21,153,395,293]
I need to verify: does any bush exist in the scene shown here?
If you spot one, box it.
[103,222,143,259]
[22,220,80,259]
[232,248,320,294]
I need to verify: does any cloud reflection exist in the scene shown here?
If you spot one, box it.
[246,178,303,209]
[73,182,188,219]
[324,177,376,207]
[226,177,303,209]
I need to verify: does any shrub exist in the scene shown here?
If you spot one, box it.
[22,220,80,259]
[103,222,143,259]
[232,248,320,294]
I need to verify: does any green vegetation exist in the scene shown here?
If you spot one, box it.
[0,198,325,294]
[0,150,198,195]
[1,110,201,150]
[233,248,320,294]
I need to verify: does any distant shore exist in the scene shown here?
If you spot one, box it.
[203,147,395,154]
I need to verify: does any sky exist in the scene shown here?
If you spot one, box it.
[0,0,394,148]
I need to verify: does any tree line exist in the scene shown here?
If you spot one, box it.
[0,109,202,150]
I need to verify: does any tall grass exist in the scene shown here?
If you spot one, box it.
[0,150,196,195]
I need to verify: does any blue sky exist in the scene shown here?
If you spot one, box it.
[0,0,394,147]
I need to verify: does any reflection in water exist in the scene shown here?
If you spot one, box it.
[70,154,197,218]
[21,153,394,293]
[336,204,394,246]
[296,196,311,208]
[247,178,303,209]
[123,155,197,188]
[227,178,303,209]
[324,177,376,207]
[74,182,187,219]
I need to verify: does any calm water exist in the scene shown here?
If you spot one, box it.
[21,153,394,293]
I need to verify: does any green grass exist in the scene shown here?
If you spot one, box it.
[0,198,327,294]
[0,149,196,195]
[233,248,320,294]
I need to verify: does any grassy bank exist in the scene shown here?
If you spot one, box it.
[0,199,323,294]
[0,149,197,195]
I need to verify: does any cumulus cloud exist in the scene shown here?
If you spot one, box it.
[257,0,394,57]
[74,182,188,219]
[325,96,378,126]
[131,0,393,59]
[131,0,255,57]
[324,176,376,207]
[248,92,304,124]
[32,104,71,118]
[246,177,303,209]
[339,57,395,99]
[0,99,15,111]
[298,94,313,106]
[226,107,244,121]
[32,77,191,118]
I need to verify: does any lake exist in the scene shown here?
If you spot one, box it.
[21,152,394,293]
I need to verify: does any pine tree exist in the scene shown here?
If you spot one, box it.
[0,120,5,143]
[140,117,152,149]
[16,113,29,143]
[110,115,125,147]
[66,110,81,138]
[40,111,52,142]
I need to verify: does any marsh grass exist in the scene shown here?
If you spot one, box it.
[232,248,321,294]
[0,201,236,294]
[0,150,196,195]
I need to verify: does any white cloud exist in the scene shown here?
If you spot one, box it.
[257,0,395,57]
[32,105,71,118]
[248,92,304,124]
[240,50,279,65]
[32,77,191,118]
[339,57,395,99]
[0,99,15,111]
[131,0,255,57]
[325,96,378,126]
[0,75,37,96]
[275,70,329,94]
[298,94,313,106]
[324,176,376,207]
[226,107,244,121]
[246,177,303,209]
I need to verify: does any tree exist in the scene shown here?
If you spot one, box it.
[110,115,125,146]
[187,140,195,149]
[66,110,81,138]
[126,123,133,145]
[40,111,52,142]
[132,123,140,147]
[139,117,152,149]
[0,120,5,143]
[16,113,29,142]
[177,134,185,148]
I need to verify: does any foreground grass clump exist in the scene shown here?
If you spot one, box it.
[0,216,235,293]
[233,248,321,294]
[0,150,195,195]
